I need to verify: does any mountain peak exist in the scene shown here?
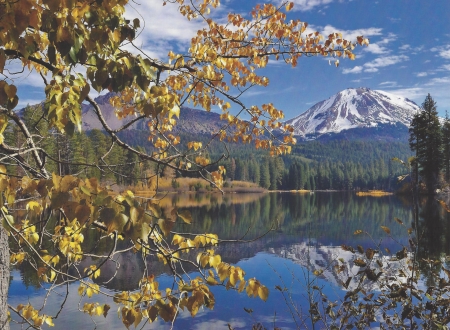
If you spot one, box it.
[285,88,420,137]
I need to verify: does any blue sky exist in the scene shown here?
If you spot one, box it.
[236,0,450,118]
[13,0,450,119]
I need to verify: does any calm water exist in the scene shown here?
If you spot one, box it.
[8,192,450,329]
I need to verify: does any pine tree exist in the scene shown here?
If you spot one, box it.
[259,158,271,189]
[269,158,277,190]
[442,111,450,182]
[409,94,443,194]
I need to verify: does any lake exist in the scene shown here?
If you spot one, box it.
[7,192,450,329]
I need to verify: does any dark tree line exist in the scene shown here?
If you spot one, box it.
[4,106,153,187]
[220,155,406,191]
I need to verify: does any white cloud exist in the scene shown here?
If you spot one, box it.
[426,77,450,85]
[319,25,383,42]
[3,59,49,88]
[363,33,396,54]
[385,76,450,114]
[281,0,336,12]
[342,55,409,75]
[378,33,397,45]
[399,44,410,50]
[440,49,450,59]
[399,44,423,54]
[122,1,216,59]
[379,81,397,86]
[385,87,425,101]
[441,64,450,71]
[342,66,363,74]
[430,45,450,59]
[364,55,409,70]
[364,43,389,54]
[416,72,428,77]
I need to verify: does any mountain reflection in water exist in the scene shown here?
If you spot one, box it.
[10,192,450,329]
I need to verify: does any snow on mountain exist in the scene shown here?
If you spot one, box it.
[285,88,421,137]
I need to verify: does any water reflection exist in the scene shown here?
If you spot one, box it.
[12,192,450,329]
[73,247,146,291]
[14,192,416,292]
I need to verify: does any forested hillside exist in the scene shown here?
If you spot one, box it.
[5,105,411,191]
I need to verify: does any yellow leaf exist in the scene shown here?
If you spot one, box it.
[95,305,103,316]
[26,201,42,214]
[257,285,269,302]
[45,316,55,327]
[4,84,17,99]
[238,279,246,293]
[172,234,185,245]
[169,105,180,119]
[209,254,221,268]
[381,226,391,234]
[177,210,192,224]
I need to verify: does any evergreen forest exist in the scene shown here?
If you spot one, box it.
[4,104,414,191]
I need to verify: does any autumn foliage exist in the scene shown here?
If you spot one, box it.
[0,0,367,327]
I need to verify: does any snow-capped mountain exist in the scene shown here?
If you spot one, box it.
[286,88,421,137]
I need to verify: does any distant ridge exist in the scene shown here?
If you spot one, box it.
[80,92,226,134]
[20,89,421,143]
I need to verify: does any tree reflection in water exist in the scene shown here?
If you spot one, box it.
[11,192,450,328]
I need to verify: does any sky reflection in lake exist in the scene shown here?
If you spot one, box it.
[9,192,433,329]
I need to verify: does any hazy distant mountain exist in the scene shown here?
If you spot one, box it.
[285,88,421,138]
[81,93,226,135]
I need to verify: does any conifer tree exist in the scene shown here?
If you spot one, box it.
[260,158,271,189]
[442,111,450,182]
[409,94,442,194]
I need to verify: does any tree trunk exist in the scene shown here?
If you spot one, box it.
[0,226,9,330]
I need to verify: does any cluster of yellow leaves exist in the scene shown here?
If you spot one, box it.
[178,278,216,317]
[0,1,369,326]
[15,304,54,327]
[38,265,57,283]
[78,282,101,298]
[171,236,269,301]
[85,264,101,279]
[0,165,16,205]
[55,222,85,262]
[81,302,110,318]
[0,81,18,111]
[10,252,26,265]
[187,141,203,151]
[2,170,273,327]
[172,233,219,252]
[111,276,174,328]
[13,219,39,245]
[0,0,368,188]
[211,165,226,188]
[110,274,216,327]
[0,114,7,144]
